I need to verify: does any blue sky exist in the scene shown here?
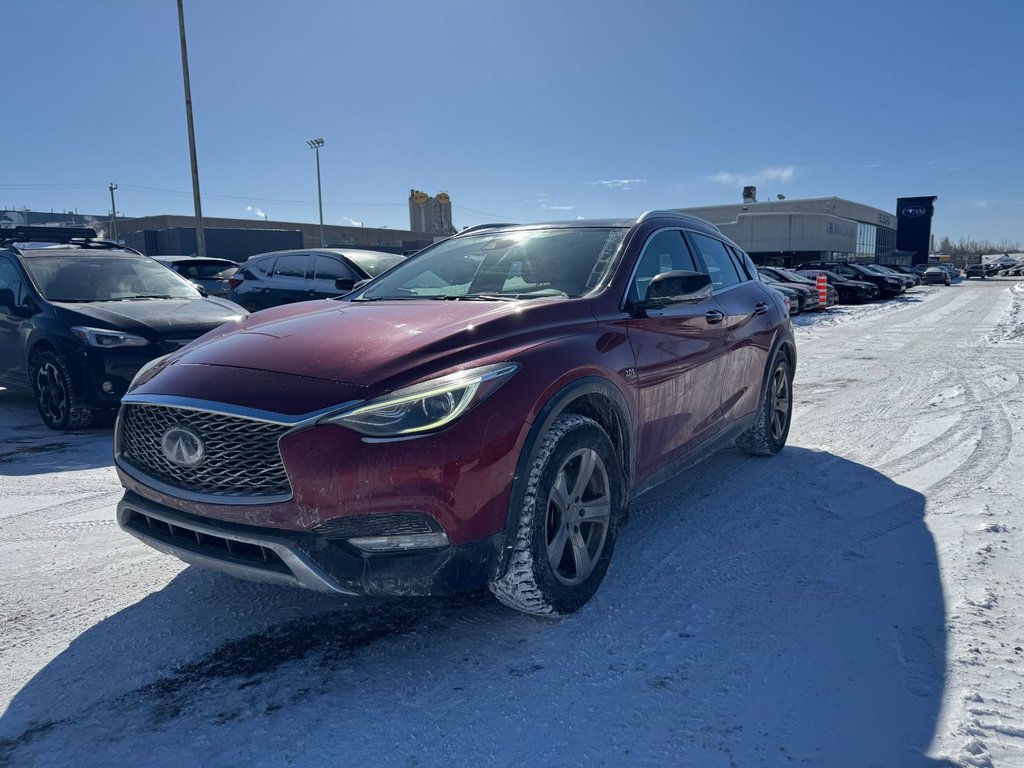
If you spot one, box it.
[3,0,1022,244]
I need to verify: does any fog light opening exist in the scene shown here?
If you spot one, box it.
[347,532,450,553]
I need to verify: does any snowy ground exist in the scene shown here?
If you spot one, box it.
[2,279,1023,767]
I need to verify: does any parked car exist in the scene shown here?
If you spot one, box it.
[0,226,246,430]
[797,262,904,297]
[921,266,951,286]
[760,278,804,314]
[153,256,240,297]
[964,263,998,279]
[756,267,836,308]
[227,248,405,311]
[892,265,924,285]
[114,211,796,616]
[861,264,915,290]
[793,269,880,303]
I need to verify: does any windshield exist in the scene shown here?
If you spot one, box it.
[344,252,405,277]
[354,227,627,301]
[24,255,202,302]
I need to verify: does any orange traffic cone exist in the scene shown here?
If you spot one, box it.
[816,272,829,310]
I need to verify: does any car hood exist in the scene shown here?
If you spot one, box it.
[148,297,592,388]
[55,297,246,338]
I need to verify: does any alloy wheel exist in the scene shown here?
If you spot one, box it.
[35,360,68,427]
[545,448,611,587]
[770,364,791,442]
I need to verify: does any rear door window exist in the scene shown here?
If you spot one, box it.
[312,256,357,281]
[271,254,309,279]
[688,232,742,290]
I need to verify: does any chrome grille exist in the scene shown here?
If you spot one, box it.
[120,404,292,498]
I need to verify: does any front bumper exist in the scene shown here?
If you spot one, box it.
[118,491,503,596]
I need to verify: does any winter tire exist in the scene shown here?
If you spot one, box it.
[490,414,621,616]
[736,348,793,457]
[30,351,98,431]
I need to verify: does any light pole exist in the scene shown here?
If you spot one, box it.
[108,183,118,240]
[307,138,325,246]
[178,0,206,257]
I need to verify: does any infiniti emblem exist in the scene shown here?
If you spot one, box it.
[161,425,205,468]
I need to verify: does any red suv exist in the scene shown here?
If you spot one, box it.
[115,212,796,616]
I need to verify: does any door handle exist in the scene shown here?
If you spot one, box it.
[704,310,724,324]
[754,301,769,315]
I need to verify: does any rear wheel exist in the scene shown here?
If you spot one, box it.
[736,349,793,456]
[490,414,622,616]
[30,352,98,431]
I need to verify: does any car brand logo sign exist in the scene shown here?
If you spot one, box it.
[902,206,927,217]
[161,425,205,468]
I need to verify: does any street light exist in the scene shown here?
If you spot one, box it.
[307,138,325,246]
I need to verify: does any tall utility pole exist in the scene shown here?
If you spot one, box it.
[307,138,325,246]
[108,183,118,240]
[177,0,206,257]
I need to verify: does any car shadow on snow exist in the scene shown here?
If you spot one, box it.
[0,388,113,475]
[0,447,956,767]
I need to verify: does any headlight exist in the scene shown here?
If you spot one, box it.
[321,362,519,437]
[885,278,900,286]
[71,326,149,348]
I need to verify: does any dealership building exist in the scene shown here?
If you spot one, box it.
[677,191,905,267]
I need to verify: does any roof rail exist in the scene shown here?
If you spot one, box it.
[636,210,720,231]
[455,223,519,236]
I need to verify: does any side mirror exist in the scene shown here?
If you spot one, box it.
[638,271,713,310]
[192,282,208,297]
[352,278,371,291]
[334,278,356,292]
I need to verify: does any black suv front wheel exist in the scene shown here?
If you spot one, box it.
[30,351,98,431]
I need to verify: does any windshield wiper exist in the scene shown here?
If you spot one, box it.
[431,294,519,301]
[112,294,178,300]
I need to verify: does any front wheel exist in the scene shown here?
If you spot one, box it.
[490,414,622,616]
[30,352,98,431]
[736,349,793,456]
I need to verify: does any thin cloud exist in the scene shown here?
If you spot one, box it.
[341,216,363,226]
[709,166,795,186]
[592,179,647,191]
[246,205,267,218]
[543,204,574,211]
[974,201,990,208]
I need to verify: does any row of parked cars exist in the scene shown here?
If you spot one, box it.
[754,260,949,312]
[964,261,1024,278]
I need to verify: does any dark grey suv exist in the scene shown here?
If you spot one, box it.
[227,248,404,311]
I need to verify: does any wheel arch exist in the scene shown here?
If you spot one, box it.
[493,376,633,580]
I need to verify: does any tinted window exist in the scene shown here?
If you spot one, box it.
[0,259,28,305]
[170,260,238,279]
[272,254,308,278]
[689,233,741,289]
[248,256,277,276]
[630,229,697,302]
[728,246,755,281]
[312,256,356,281]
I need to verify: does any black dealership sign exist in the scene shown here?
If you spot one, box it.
[895,196,937,265]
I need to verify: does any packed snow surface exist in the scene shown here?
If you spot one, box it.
[2,279,1024,767]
